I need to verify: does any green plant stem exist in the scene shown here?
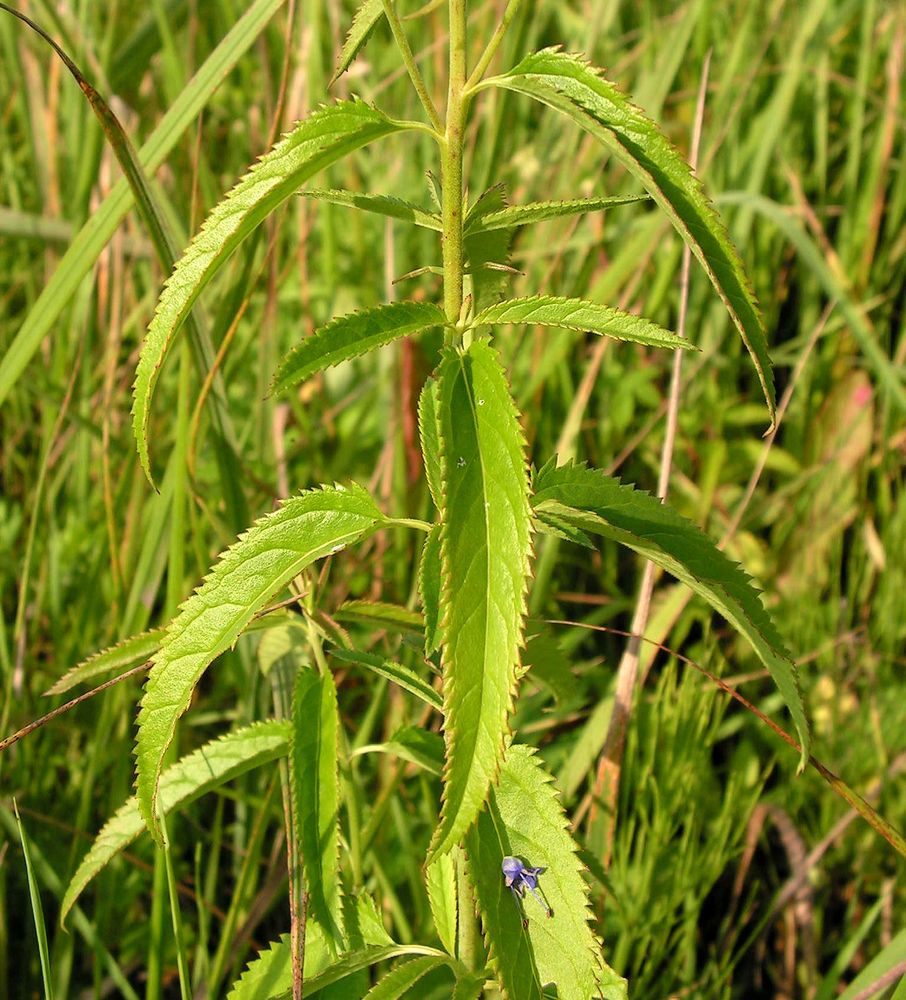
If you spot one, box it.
[381,0,443,134]
[455,850,481,971]
[442,2,483,970]
[441,0,467,335]
[465,0,524,91]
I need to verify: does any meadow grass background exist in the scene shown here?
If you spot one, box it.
[1,0,905,996]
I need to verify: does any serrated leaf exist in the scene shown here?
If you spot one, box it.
[429,342,532,860]
[50,612,302,696]
[464,194,647,233]
[136,483,388,840]
[133,101,414,481]
[419,524,443,655]
[465,745,627,1000]
[272,302,446,394]
[344,890,395,950]
[418,378,443,509]
[486,49,774,424]
[301,189,441,230]
[463,187,513,311]
[331,0,385,84]
[473,296,694,351]
[532,461,809,764]
[292,669,343,949]
[335,600,425,635]
[44,628,163,696]
[353,726,444,775]
[330,650,442,711]
[363,955,451,999]
[63,722,289,923]
[532,510,595,550]
[426,850,457,956]
[268,947,448,999]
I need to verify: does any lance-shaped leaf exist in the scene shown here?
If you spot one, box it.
[273,301,446,394]
[292,669,344,949]
[464,193,647,233]
[63,722,290,923]
[331,650,441,710]
[45,628,163,696]
[473,295,695,351]
[429,343,532,861]
[485,49,775,425]
[419,524,444,655]
[136,483,388,840]
[301,188,441,230]
[466,745,627,1000]
[418,377,443,509]
[363,955,453,999]
[331,0,385,85]
[532,460,809,764]
[426,850,458,956]
[133,101,416,480]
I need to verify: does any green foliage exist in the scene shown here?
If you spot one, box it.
[6,3,903,997]
[332,0,386,85]
[430,342,532,860]
[133,101,416,480]
[486,48,775,424]
[44,628,163,696]
[63,722,290,922]
[273,301,446,393]
[474,295,697,350]
[463,194,648,233]
[136,484,389,839]
[466,745,626,1000]
[291,668,344,949]
[533,459,809,762]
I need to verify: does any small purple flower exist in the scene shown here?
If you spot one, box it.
[502,855,553,923]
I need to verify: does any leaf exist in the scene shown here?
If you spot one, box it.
[292,669,344,949]
[272,302,446,394]
[301,188,441,230]
[44,628,164,696]
[429,342,533,860]
[363,956,452,999]
[465,745,627,1000]
[227,912,372,1000]
[334,600,425,635]
[464,194,648,233]
[331,0,385,85]
[532,460,809,764]
[50,612,301,696]
[133,101,415,481]
[486,49,774,424]
[136,483,388,840]
[419,524,443,655]
[426,850,458,956]
[463,187,514,311]
[353,726,445,776]
[532,509,595,550]
[268,947,448,999]
[330,650,442,711]
[63,722,290,923]
[473,296,694,351]
[0,0,287,407]
[418,377,443,509]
